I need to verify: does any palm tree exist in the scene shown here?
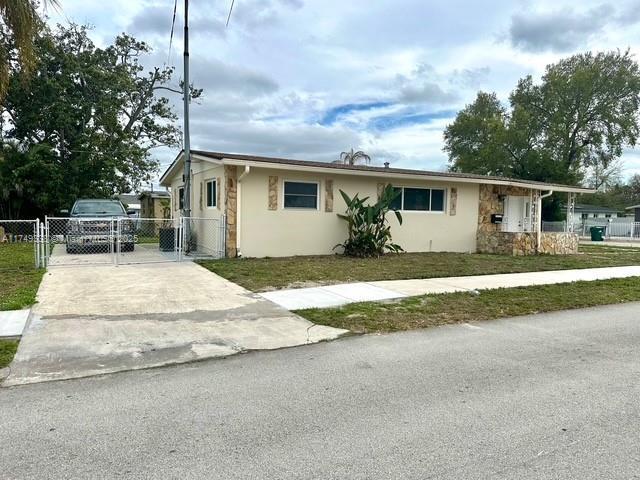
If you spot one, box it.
[0,0,59,99]
[339,148,371,166]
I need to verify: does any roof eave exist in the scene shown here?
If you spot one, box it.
[219,157,594,193]
[159,152,223,186]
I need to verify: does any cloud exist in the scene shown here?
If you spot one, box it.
[367,109,456,130]
[508,4,616,52]
[398,81,458,104]
[128,4,226,39]
[190,119,362,161]
[319,102,392,126]
[394,63,459,105]
[128,6,176,35]
[190,57,279,97]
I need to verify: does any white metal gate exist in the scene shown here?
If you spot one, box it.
[37,216,225,267]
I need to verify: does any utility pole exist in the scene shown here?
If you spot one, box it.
[181,0,191,246]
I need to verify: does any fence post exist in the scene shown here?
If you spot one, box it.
[177,217,183,262]
[33,219,39,268]
[114,218,119,266]
[44,216,50,267]
[39,221,44,268]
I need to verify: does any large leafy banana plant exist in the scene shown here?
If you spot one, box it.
[335,184,403,257]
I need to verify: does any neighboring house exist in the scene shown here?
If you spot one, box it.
[138,190,171,220]
[566,203,620,223]
[160,150,593,258]
[626,204,640,222]
[118,194,141,217]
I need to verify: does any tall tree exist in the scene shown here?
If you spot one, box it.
[0,24,201,218]
[444,51,640,186]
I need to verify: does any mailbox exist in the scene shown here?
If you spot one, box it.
[491,213,503,224]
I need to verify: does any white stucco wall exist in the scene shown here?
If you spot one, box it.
[168,161,225,255]
[238,167,480,257]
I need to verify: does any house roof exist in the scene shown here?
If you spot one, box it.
[570,203,620,214]
[117,194,141,208]
[138,190,170,200]
[160,150,595,194]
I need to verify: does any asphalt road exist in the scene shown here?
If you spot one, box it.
[2,303,640,479]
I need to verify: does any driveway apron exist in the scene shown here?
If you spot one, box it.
[4,262,346,386]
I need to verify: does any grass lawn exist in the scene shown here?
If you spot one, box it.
[198,244,640,292]
[0,243,45,311]
[297,276,640,334]
[0,339,19,369]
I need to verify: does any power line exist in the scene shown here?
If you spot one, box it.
[167,0,178,65]
[226,0,235,27]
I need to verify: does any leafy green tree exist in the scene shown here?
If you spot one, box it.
[0,24,200,218]
[444,51,640,187]
[444,92,510,176]
[335,184,403,257]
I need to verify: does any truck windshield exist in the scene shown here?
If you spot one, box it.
[72,202,125,215]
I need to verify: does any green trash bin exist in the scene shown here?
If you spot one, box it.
[590,226,605,241]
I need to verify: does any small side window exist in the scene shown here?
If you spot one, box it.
[178,187,185,210]
[206,180,217,208]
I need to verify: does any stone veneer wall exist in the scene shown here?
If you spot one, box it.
[477,184,532,233]
[539,232,579,255]
[477,231,579,255]
[224,165,238,257]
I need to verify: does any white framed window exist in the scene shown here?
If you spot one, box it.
[390,186,446,212]
[178,187,185,210]
[206,179,217,208]
[283,180,319,209]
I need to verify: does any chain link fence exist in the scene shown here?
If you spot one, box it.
[0,215,225,268]
[0,219,39,268]
[116,217,182,264]
[181,216,226,259]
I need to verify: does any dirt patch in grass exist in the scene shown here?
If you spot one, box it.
[0,243,44,311]
[0,339,19,369]
[198,244,640,292]
[296,277,640,334]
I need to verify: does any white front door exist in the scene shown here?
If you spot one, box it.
[503,196,527,232]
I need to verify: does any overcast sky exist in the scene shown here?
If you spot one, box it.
[48,0,640,180]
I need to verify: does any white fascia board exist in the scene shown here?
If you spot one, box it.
[220,158,594,194]
[159,153,223,186]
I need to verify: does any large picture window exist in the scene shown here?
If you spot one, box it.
[284,181,318,209]
[390,187,446,212]
[206,179,217,208]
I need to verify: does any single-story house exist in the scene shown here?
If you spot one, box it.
[567,203,620,223]
[159,150,593,257]
[117,194,141,217]
[138,190,171,220]
[626,204,640,222]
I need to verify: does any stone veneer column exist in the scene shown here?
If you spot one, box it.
[449,187,457,216]
[325,179,334,212]
[224,165,238,257]
[268,176,278,210]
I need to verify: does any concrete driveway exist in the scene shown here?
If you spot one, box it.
[4,261,346,386]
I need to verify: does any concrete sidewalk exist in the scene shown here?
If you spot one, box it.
[260,265,640,310]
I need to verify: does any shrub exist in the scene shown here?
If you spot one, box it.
[335,184,403,257]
